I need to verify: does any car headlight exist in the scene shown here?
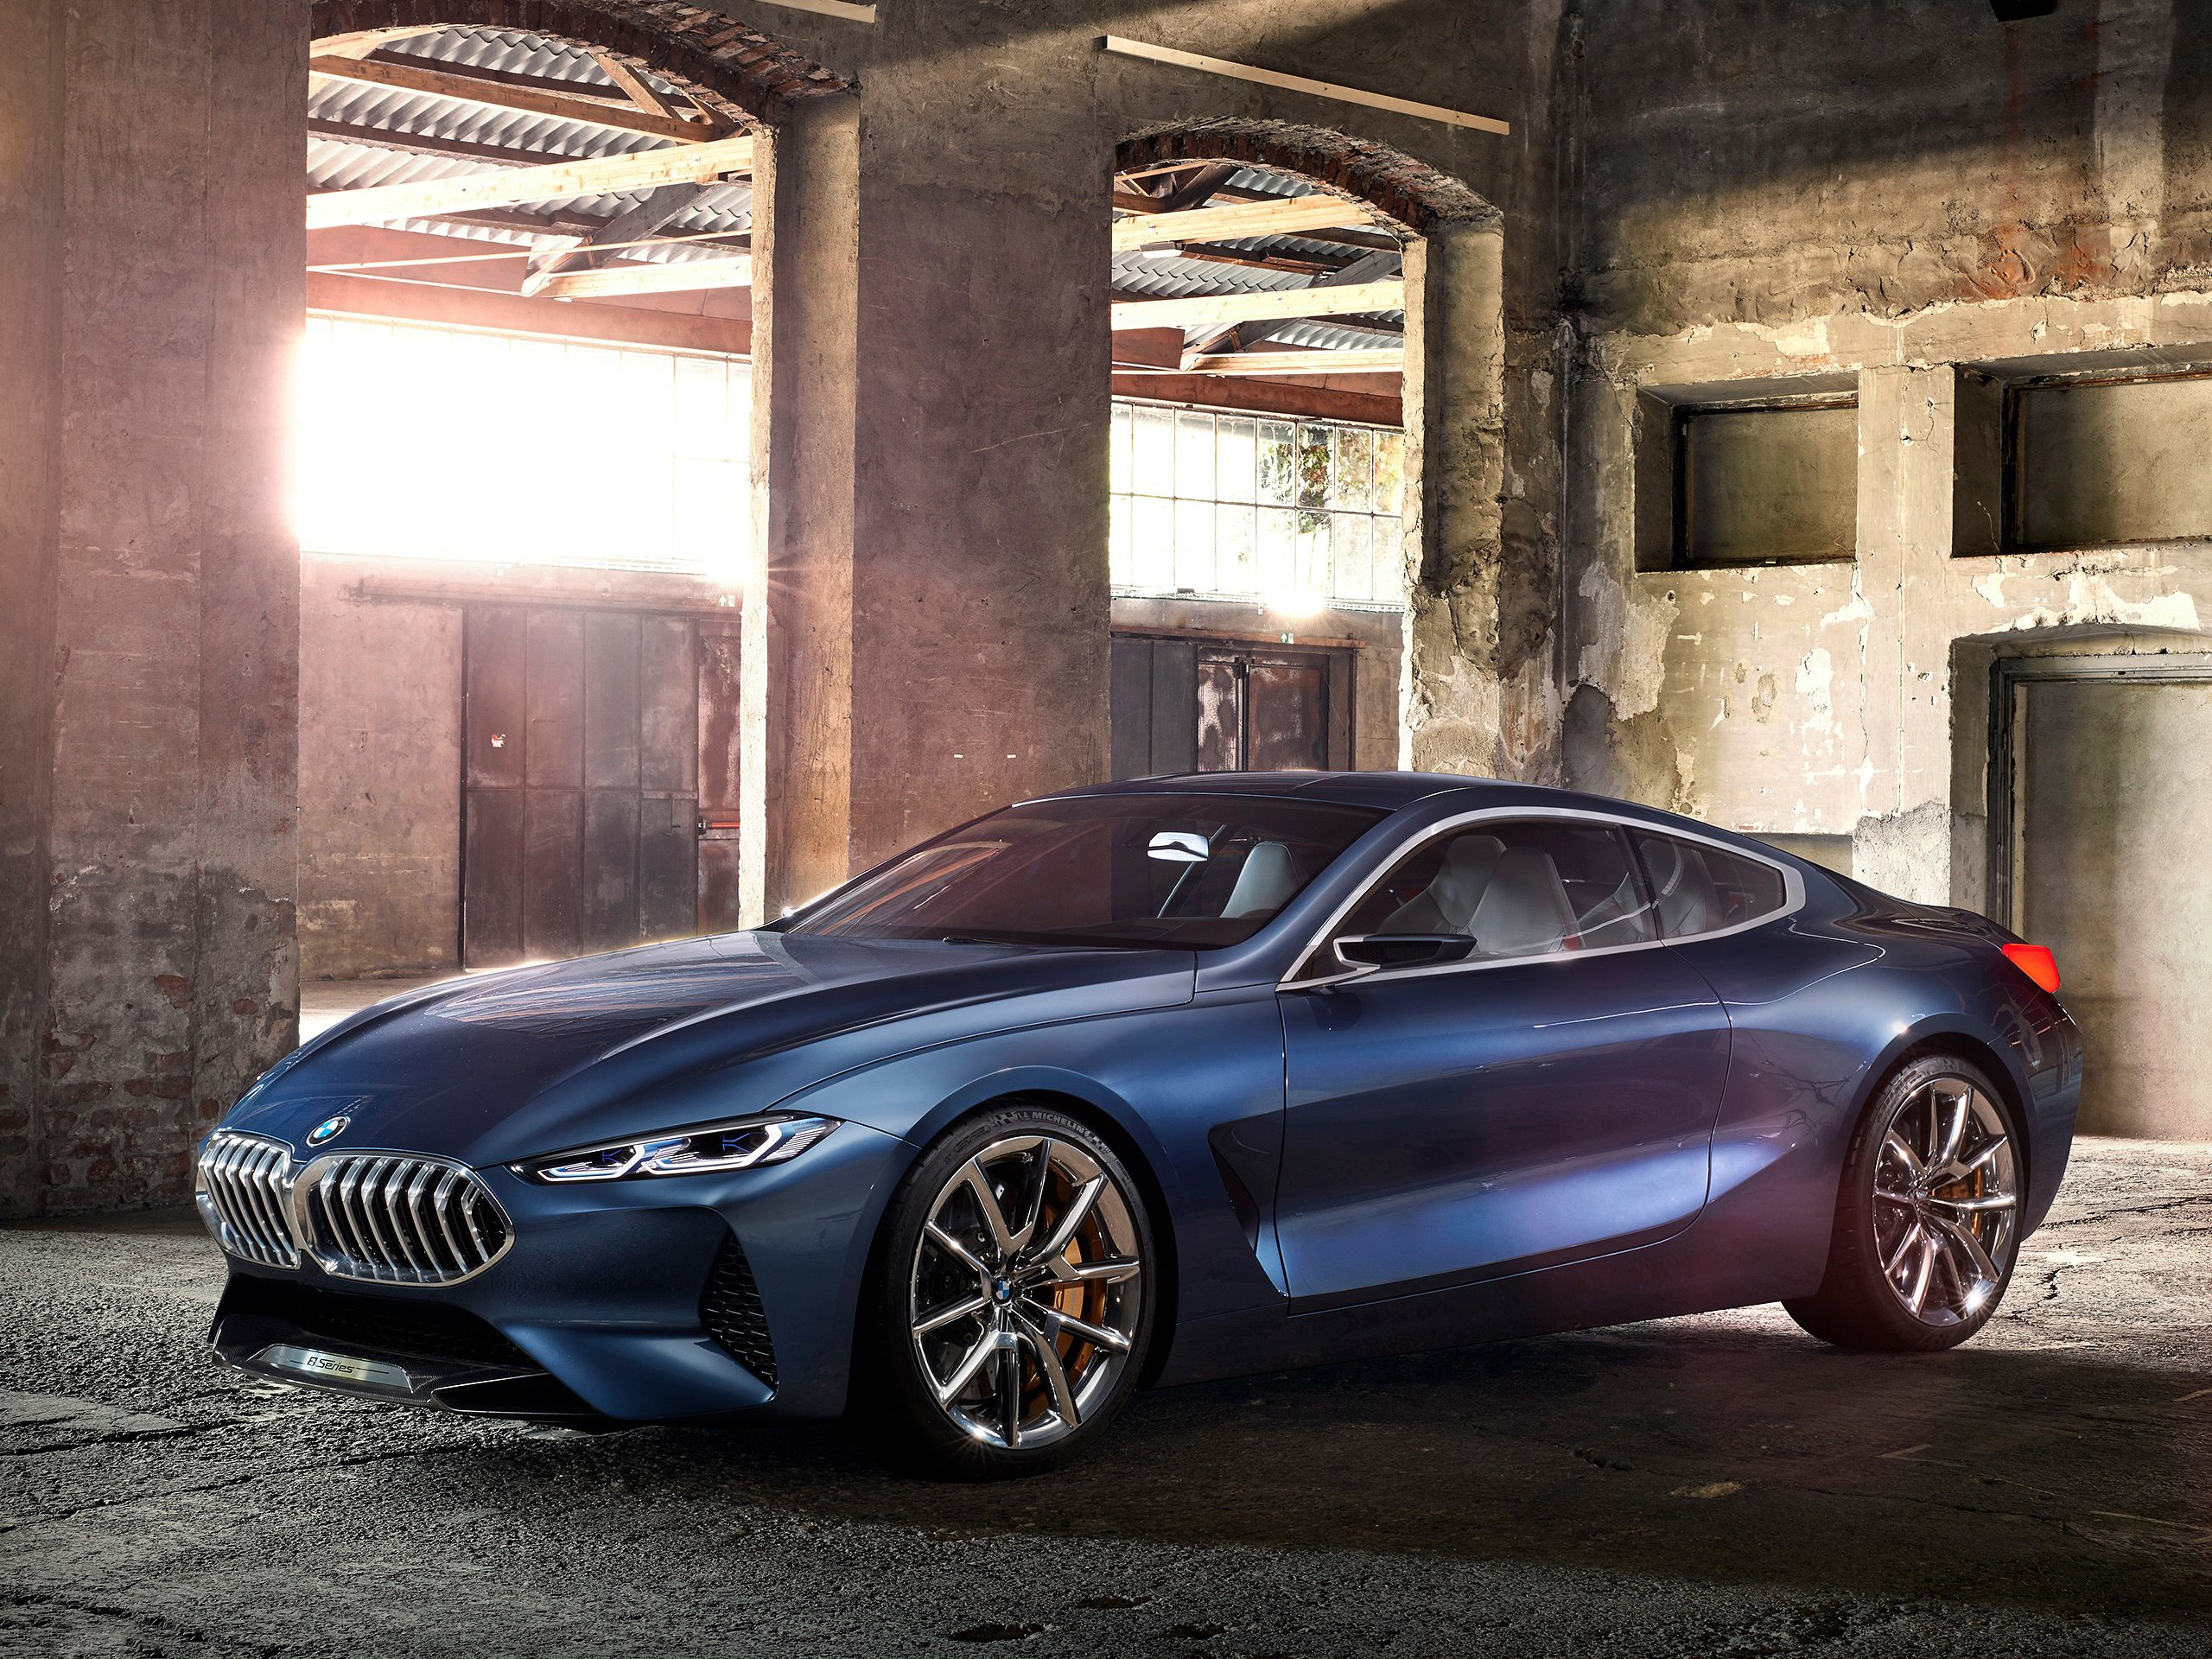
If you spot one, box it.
[512,1114,839,1183]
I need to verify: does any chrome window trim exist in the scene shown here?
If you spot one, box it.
[1277,805,1807,991]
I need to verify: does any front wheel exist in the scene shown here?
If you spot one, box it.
[1785,1053,2024,1351]
[849,1105,1156,1479]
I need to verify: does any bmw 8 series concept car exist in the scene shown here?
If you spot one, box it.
[199,772,2081,1478]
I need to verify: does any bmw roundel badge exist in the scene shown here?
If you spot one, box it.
[305,1115,351,1147]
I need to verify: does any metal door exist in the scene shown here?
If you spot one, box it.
[461,607,702,969]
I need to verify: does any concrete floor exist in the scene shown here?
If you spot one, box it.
[1,1139,2206,1657]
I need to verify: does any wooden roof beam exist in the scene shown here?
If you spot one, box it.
[1108,279,1403,333]
[1112,195,1376,253]
[308,54,728,143]
[306,132,753,230]
[527,255,753,299]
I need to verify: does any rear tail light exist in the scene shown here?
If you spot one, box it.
[2000,943,2061,994]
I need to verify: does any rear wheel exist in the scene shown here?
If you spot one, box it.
[849,1105,1154,1479]
[1785,1053,2022,1351]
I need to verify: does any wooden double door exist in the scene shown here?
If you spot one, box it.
[461,605,740,969]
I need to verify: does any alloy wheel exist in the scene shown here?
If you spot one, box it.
[1872,1077,2019,1325]
[906,1134,1145,1450]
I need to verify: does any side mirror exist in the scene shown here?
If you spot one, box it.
[1332,933,1478,971]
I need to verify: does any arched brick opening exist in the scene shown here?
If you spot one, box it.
[1117,118,1496,236]
[309,1,849,126]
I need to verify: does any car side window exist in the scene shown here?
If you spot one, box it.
[1630,831,1789,939]
[1323,819,1657,967]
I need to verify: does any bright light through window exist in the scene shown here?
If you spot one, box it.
[1109,402,1405,613]
[292,315,751,583]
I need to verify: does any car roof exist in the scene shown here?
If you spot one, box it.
[1039,771,1568,812]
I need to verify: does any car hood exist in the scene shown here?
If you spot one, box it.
[224,931,1196,1166]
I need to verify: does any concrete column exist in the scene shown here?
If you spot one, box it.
[1852,364,1958,902]
[1402,217,1514,776]
[0,0,302,1217]
[741,95,862,923]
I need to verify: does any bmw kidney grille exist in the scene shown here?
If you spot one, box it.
[195,1130,511,1285]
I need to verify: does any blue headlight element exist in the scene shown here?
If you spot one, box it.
[513,1115,839,1183]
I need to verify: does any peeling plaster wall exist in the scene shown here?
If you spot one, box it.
[1564,0,2212,908]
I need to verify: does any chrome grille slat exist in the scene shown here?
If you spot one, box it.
[302,1150,512,1287]
[194,1132,300,1269]
[199,1130,511,1286]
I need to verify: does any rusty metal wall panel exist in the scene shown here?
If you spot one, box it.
[461,784,524,968]
[583,611,641,791]
[640,794,698,941]
[1151,640,1199,774]
[1195,655,1240,772]
[524,608,584,790]
[583,788,640,952]
[696,616,743,932]
[1246,659,1329,772]
[465,607,526,791]
[522,786,582,960]
[1110,637,1154,779]
[641,616,698,795]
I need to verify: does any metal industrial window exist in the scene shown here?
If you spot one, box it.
[293,315,750,579]
[1109,403,1405,611]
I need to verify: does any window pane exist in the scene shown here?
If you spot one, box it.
[1632,833,1789,938]
[1258,422,1297,506]
[1296,425,1331,510]
[1332,513,1373,603]
[1327,820,1654,964]
[1109,493,1133,583]
[1174,497,1216,590]
[1336,428,1375,512]
[1217,416,1258,505]
[1217,503,1256,594]
[1256,506,1298,597]
[1296,513,1331,603]
[1131,494,1174,589]
[1131,405,1174,493]
[1374,430,1405,516]
[1176,410,1217,503]
[1109,404,1134,494]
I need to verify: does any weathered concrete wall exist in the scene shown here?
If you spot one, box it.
[1562,0,2212,912]
[0,0,304,1216]
[298,560,462,981]
[734,0,1567,913]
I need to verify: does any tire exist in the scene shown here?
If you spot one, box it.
[848,1103,1157,1480]
[1785,1052,2024,1352]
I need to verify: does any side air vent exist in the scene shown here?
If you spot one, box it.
[701,1230,778,1389]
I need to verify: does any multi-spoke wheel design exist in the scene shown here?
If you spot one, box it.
[1785,1054,2024,1352]
[1872,1077,2018,1325]
[908,1134,1145,1451]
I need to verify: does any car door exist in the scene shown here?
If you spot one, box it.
[1273,815,1733,1307]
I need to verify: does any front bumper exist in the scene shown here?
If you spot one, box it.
[204,1117,912,1423]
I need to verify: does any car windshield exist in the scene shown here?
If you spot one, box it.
[779,794,1387,950]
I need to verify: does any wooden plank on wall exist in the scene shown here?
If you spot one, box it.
[1109,281,1402,333]
[1109,637,1155,780]
[639,795,698,941]
[640,617,698,794]
[305,132,754,229]
[525,609,585,791]
[462,786,525,968]
[522,788,584,960]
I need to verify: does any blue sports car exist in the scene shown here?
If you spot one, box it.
[198,772,2081,1478]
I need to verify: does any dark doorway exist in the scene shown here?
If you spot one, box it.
[461,606,727,969]
[1112,632,1354,778]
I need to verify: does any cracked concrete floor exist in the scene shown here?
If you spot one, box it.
[2,1137,2207,1658]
